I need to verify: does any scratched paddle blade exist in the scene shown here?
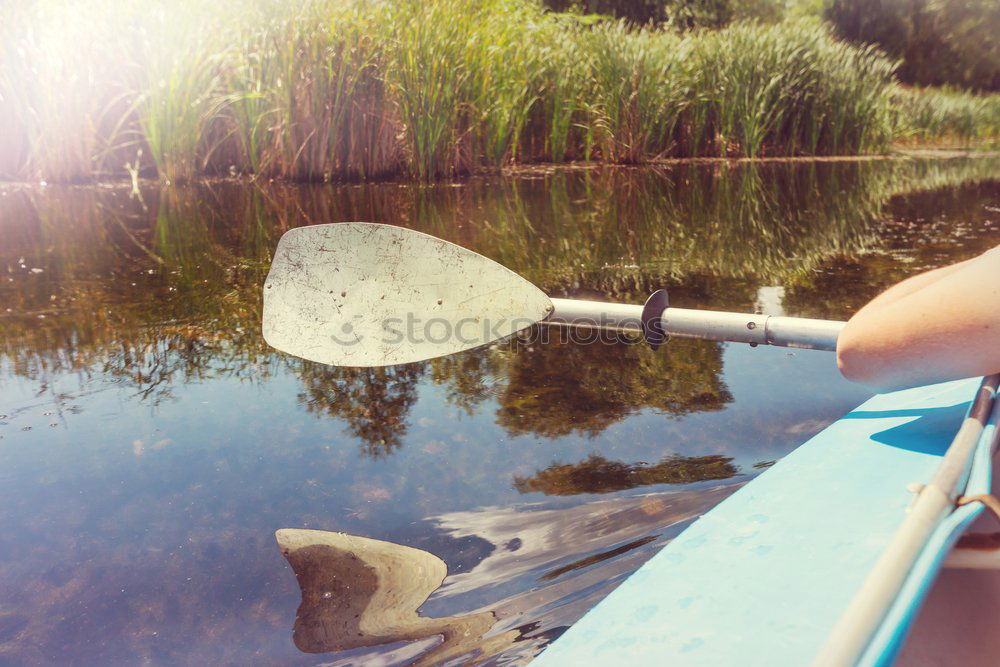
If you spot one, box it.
[263,223,553,367]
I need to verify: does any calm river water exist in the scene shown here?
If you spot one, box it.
[1,156,999,664]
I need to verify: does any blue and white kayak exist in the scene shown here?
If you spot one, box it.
[537,376,1000,666]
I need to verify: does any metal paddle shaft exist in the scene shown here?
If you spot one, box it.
[547,297,844,352]
[263,223,845,367]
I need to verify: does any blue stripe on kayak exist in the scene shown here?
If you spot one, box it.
[535,378,981,666]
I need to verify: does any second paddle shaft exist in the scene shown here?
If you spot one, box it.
[547,297,845,351]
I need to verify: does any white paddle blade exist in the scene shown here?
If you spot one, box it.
[262,223,552,367]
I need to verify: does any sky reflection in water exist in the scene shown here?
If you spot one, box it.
[1,158,999,664]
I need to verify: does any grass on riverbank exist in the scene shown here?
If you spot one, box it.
[1,0,997,183]
[895,88,1000,147]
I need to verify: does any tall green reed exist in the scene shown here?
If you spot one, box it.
[1,0,996,184]
[250,1,400,180]
[683,21,897,157]
[386,0,472,179]
[581,22,688,162]
[521,13,596,162]
[135,13,232,184]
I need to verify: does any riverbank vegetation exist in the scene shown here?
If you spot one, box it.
[895,88,1000,147]
[1,0,997,184]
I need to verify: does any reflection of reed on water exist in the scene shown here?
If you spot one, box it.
[782,178,1000,319]
[3,160,998,451]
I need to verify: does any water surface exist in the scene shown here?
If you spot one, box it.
[1,157,998,664]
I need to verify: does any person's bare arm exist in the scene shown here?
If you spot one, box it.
[836,247,1000,392]
[849,258,977,315]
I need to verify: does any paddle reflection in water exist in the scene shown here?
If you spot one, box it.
[276,480,741,664]
[275,529,518,665]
